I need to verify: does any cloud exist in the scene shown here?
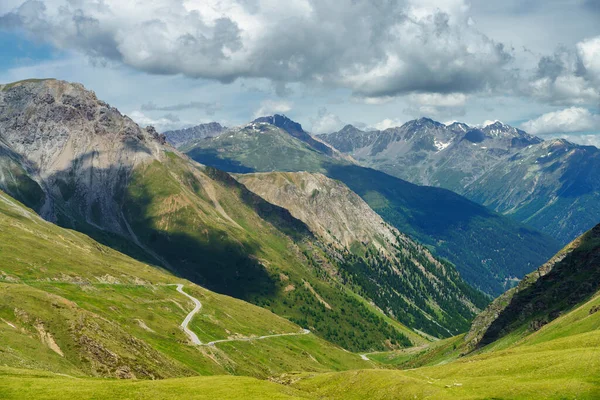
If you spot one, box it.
[310,108,345,134]
[0,0,514,98]
[521,107,600,134]
[541,133,600,148]
[141,101,220,115]
[253,100,292,118]
[128,110,189,132]
[404,92,467,118]
[372,118,405,131]
[525,36,600,105]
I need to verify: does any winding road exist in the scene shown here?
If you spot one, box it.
[172,284,310,347]
[173,284,203,345]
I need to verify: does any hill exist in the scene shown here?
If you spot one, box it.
[3,269,600,398]
[185,118,560,295]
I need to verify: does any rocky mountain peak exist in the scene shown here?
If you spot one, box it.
[254,114,335,156]
[403,117,444,130]
[447,121,470,132]
[338,124,365,135]
[253,114,304,135]
[0,78,166,233]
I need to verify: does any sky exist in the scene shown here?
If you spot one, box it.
[0,0,599,146]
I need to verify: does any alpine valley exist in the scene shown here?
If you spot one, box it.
[0,79,598,400]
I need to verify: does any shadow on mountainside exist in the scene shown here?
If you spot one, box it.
[187,148,256,173]
[323,163,561,296]
[31,150,280,301]
[478,224,600,348]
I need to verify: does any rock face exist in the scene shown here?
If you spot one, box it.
[163,122,225,148]
[464,223,600,351]
[0,79,164,234]
[238,171,398,252]
[319,119,600,244]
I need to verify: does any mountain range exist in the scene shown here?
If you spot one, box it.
[318,118,600,245]
[0,79,491,352]
[182,115,560,295]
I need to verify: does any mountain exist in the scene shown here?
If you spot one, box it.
[0,79,485,350]
[163,122,225,148]
[463,138,600,243]
[187,121,352,173]
[0,81,597,400]
[185,117,560,295]
[238,172,488,337]
[253,115,337,157]
[464,222,600,351]
[318,119,600,244]
[0,188,371,379]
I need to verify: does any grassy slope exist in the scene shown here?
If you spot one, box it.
[2,293,600,399]
[462,223,600,351]
[0,190,371,379]
[186,126,559,296]
[293,290,600,399]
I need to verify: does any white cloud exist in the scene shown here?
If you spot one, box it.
[541,133,600,148]
[373,118,405,131]
[310,108,345,134]
[128,111,191,132]
[521,107,600,134]
[404,92,467,118]
[526,36,600,106]
[577,36,600,83]
[253,100,292,119]
[0,0,514,99]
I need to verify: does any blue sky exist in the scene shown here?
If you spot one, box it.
[0,0,599,145]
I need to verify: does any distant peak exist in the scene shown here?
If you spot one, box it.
[483,120,504,128]
[339,124,365,134]
[403,117,444,129]
[253,114,304,133]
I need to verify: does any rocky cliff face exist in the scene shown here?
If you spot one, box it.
[238,171,398,252]
[0,79,166,234]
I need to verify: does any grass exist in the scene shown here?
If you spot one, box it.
[2,315,599,399]
[0,368,308,400]
[0,190,373,379]
[1,185,599,397]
